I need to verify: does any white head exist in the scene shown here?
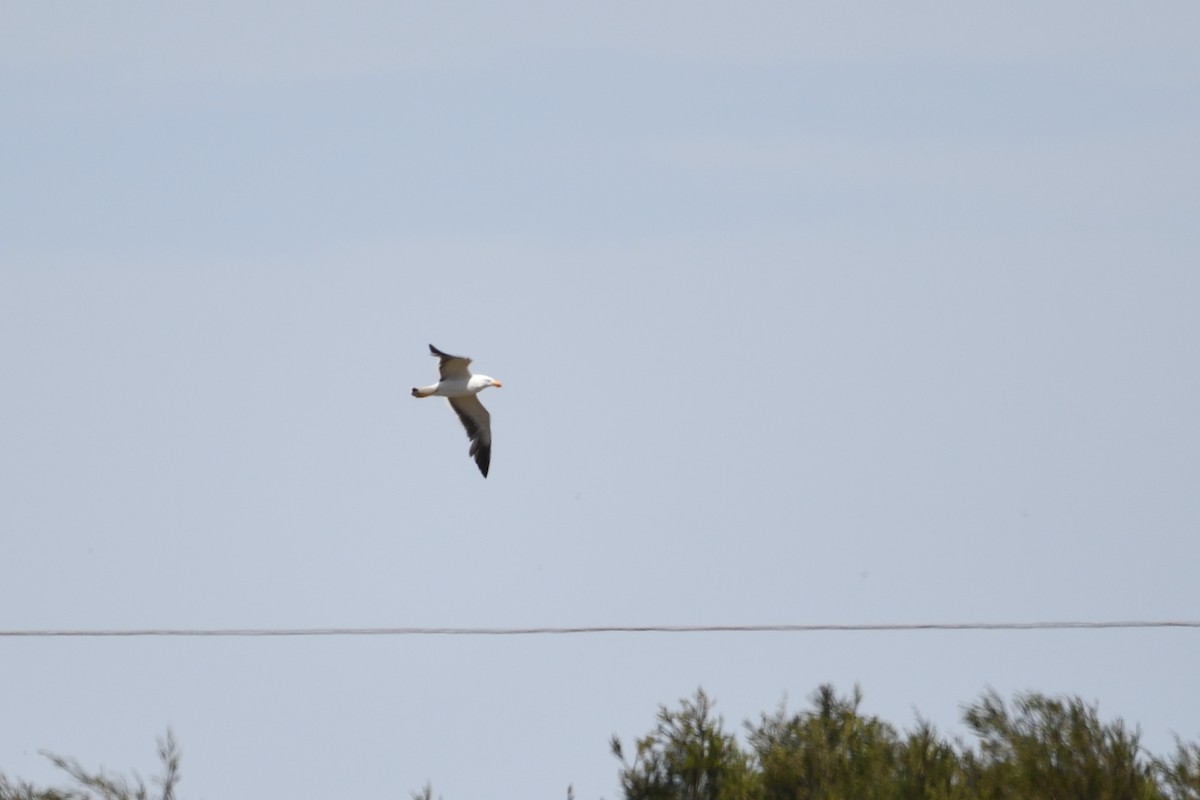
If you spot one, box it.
[469,375,503,392]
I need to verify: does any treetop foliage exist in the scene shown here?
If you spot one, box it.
[611,686,1200,800]
[3,689,1198,800]
[0,730,179,800]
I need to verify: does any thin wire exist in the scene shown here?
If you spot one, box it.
[1,620,1197,638]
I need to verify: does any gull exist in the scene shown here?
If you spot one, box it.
[411,344,502,478]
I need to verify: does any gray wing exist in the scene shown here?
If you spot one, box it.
[429,344,472,380]
[447,394,492,478]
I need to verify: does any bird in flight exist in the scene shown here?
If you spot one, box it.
[411,344,502,477]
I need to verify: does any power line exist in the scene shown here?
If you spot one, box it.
[1,620,1198,638]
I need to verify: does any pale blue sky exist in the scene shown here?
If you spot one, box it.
[2,4,1199,798]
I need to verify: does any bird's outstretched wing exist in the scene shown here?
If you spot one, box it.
[447,394,492,477]
[429,344,473,380]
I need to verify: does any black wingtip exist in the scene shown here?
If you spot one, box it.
[474,444,491,478]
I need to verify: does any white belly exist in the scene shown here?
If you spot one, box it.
[433,378,480,397]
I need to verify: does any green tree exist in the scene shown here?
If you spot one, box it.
[6,687,1197,800]
[746,684,967,800]
[618,685,1177,800]
[895,720,967,800]
[611,688,757,800]
[0,730,180,800]
[961,689,1159,800]
[748,684,901,800]
[1155,738,1200,800]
